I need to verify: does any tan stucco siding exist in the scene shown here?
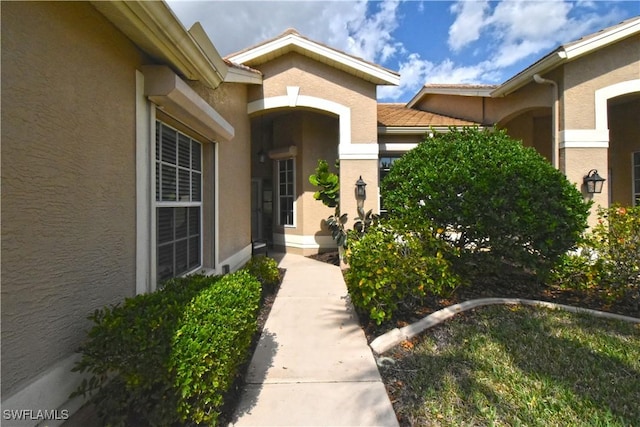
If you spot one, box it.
[563,35,640,129]
[248,52,378,143]
[191,82,253,263]
[300,113,340,237]
[561,147,610,225]
[1,2,145,396]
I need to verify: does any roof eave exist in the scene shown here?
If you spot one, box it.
[491,51,566,97]
[491,17,640,98]
[228,33,400,86]
[91,1,226,89]
[378,125,482,134]
[407,86,495,108]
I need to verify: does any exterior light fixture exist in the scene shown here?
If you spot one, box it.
[257,148,266,164]
[355,176,367,201]
[583,169,605,194]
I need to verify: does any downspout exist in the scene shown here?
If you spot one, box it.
[533,74,559,169]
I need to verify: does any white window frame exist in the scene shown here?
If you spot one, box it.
[154,120,203,284]
[634,151,640,207]
[277,158,296,227]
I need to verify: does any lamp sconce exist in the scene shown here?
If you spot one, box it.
[583,169,605,194]
[355,176,367,209]
[257,148,266,164]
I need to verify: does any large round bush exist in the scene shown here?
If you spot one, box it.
[381,127,590,273]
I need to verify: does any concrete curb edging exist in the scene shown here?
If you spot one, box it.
[370,298,640,355]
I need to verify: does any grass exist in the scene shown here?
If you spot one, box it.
[380,305,640,426]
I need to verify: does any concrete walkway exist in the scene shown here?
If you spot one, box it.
[231,253,399,427]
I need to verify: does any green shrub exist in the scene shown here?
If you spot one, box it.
[344,222,461,325]
[171,271,261,424]
[550,205,640,305]
[71,271,261,426]
[381,127,590,275]
[243,255,281,294]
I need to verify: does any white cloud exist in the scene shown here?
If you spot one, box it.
[167,0,402,63]
[448,0,490,52]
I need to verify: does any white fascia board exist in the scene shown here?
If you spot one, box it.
[229,34,400,86]
[378,126,451,135]
[491,51,566,97]
[187,22,229,78]
[142,66,234,141]
[224,67,263,84]
[406,87,493,108]
[564,19,640,60]
[92,1,225,89]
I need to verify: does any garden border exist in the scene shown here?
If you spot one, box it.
[370,298,640,354]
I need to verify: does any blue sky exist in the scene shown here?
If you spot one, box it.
[166,1,640,102]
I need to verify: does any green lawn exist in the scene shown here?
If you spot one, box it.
[380,305,640,426]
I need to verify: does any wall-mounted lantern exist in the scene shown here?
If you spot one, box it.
[355,176,367,201]
[257,148,266,164]
[583,169,605,194]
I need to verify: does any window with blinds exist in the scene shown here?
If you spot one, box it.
[155,121,202,283]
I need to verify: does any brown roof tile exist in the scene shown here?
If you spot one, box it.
[377,103,479,127]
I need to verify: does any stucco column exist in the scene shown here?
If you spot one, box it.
[339,159,380,230]
[560,145,609,227]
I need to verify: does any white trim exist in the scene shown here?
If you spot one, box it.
[276,158,296,228]
[339,143,379,160]
[287,86,300,107]
[136,71,152,295]
[595,79,640,131]
[228,32,399,86]
[218,244,253,273]
[248,94,351,147]
[559,129,610,149]
[273,233,337,250]
[378,126,448,135]
[1,354,88,427]
[213,142,220,271]
[141,65,234,142]
[224,66,263,84]
[563,18,640,60]
[379,143,418,152]
[149,110,158,291]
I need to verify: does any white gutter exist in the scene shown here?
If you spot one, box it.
[533,74,559,170]
[91,1,226,89]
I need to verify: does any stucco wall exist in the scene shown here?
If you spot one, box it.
[190,81,253,263]
[300,112,340,237]
[248,52,378,144]
[1,2,143,396]
[563,35,640,129]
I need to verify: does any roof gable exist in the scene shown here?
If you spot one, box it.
[492,15,640,97]
[226,29,400,86]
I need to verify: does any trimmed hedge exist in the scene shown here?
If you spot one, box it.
[71,271,261,426]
